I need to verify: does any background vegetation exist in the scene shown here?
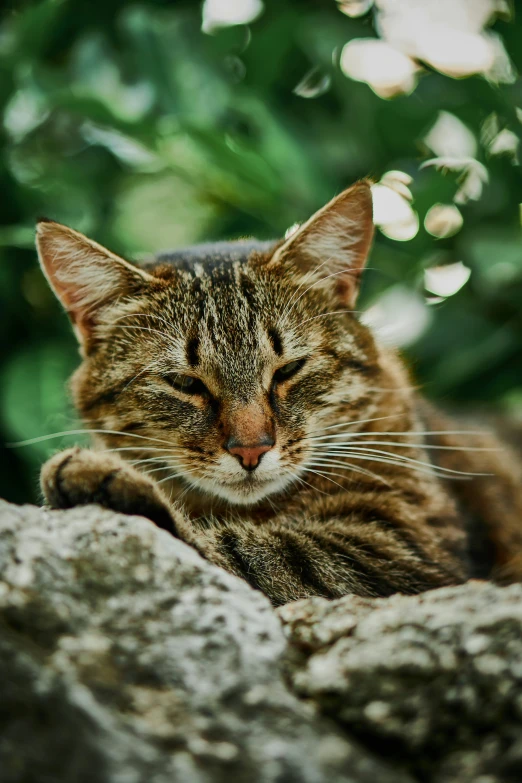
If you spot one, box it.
[1,0,521,504]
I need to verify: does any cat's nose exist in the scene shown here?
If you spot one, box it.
[225,436,275,471]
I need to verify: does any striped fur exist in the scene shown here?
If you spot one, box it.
[37,182,522,605]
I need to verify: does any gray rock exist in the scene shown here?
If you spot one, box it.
[0,500,406,783]
[278,583,522,783]
[4,498,522,783]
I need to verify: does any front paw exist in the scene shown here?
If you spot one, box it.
[41,447,177,535]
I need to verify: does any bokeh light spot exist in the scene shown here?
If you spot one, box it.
[202,0,264,33]
[424,261,471,297]
[424,204,463,238]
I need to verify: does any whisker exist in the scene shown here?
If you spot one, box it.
[155,464,202,485]
[316,447,490,477]
[156,472,182,485]
[300,466,351,491]
[121,357,166,393]
[174,483,193,504]
[304,451,387,483]
[306,428,489,441]
[316,451,451,479]
[305,458,390,485]
[337,385,420,395]
[8,429,176,448]
[112,324,179,343]
[305,414,403,438]
[298,309,360,326]
[115,312,184,340]
[104,446,185,455]
[128,456,171,469]
[309,439,498,452]
[141,464,173,477]
[276,254,337,328]
[280,268,364,326]
[286,471,331,498]
[277,262,380,329]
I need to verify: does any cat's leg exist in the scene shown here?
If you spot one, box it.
[185,514,469,606]
[41,450,468,605]
[41,447,179,535]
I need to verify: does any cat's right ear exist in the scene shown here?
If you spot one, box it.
[36,220,155,350]
[269,180,374,307]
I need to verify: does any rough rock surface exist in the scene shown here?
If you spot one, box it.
[0,500,405,783]
[2,500,522,783]
[279,584,522,782]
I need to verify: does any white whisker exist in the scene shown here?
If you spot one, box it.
[308,429,489,440]
[317,451,447,479]
[298,308,360,326]
[300,466,351,491]
[286,471,331,498]
[115,312,184,340]
[305,458,390,485]
[316,447,489,477]
[121,357,166,393]
[305,414,403,438]
[8,429,176,448]
[104,446,181,454]
[112,324,179,343]
[156,473,182,485]
[141,464,173,477]
[276,254,337,328]
[309,439,498,452]
[129,457,171,469]
[280,267,362,326]
[156,466,200,485]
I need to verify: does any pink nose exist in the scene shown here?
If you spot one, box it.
[226,437,274,470]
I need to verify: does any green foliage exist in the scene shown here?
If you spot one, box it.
[1,0,521,503]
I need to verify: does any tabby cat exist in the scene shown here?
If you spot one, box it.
[36,181,522,606]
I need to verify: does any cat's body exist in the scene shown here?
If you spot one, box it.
[37,182,522,605]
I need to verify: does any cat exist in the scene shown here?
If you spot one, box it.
[36,181,522,606]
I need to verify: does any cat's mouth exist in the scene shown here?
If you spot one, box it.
[168,448,296,505]
[191,469,293,506]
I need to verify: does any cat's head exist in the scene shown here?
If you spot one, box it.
[37,181,388,506]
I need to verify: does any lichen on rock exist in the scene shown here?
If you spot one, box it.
[0,500,405,783]
[278,582,522,782]
[2,498,522,783]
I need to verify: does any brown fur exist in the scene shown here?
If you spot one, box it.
[36,182,522,605]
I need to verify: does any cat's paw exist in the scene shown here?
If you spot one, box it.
[41,447,177,535]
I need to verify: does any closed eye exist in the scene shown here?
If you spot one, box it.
[163,373,208,396]
[273,358,307,384]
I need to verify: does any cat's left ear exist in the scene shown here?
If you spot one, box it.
[36,220,155,348]
[271,180,374,307]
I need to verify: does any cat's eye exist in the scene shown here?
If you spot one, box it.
[163,374,208,396]
[273,359,306,384]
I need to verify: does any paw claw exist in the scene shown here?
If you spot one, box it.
[40,447,177,535]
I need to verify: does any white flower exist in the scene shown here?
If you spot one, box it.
[420,157,489,204]
[424,261,471,296]
[424,204,464,238]
[336,0,374,18]
[202,0,263,34]
[340,39,419,98]
[371,174,419,241]
[424,112,477,159]
[338,0,512,95]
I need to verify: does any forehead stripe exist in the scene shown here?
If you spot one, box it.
[186,335,200,367]
[268,328,283,356]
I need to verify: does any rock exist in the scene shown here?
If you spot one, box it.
[0,500,406,783]
[278,583,522,783]
[3,499,522,783]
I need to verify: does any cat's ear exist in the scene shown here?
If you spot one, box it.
[271,180,374,307]
[36,220,155,347]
